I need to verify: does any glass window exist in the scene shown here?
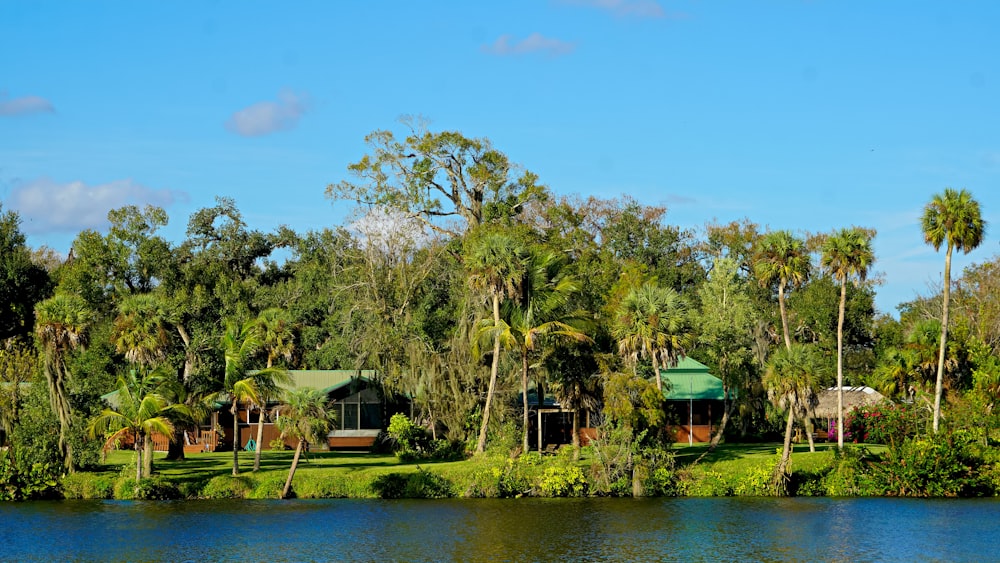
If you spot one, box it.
[343,403,359,430]
[361,404,381,429]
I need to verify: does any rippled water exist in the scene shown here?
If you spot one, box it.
[2,497,997,562]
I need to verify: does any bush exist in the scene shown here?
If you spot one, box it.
[874,434,990,497]
[0,449,61,500]
[371,467,455,499]
[538,464,587,497]
[60,472,116,499]
[842,403,923,446]
[465,453,539,498]
[200,475,257,499]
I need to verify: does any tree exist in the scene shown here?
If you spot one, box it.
[34,294,92,472]
[112,292,174,473]
[485,249,591,453]
[695,257,757,452]
[327,122,545,237]
[87,367,186,480]
[276,387,335,499]
[921,188,986,433]
[821,227,875,449]
[754,230,811,351]
[252,308,295,471]
[763,344,825,493]
[465,228,527,454]
[0,204,52,341]
[220,319,262,476]
[612,282,689,392]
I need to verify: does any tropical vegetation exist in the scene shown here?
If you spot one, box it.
[0,127,997,500]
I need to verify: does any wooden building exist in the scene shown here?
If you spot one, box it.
[659,358,728,444]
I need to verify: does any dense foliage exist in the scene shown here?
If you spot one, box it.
[1,126,998,498]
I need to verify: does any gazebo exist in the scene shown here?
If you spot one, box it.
[659,358,728,445]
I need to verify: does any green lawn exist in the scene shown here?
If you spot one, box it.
[83,441,881,499]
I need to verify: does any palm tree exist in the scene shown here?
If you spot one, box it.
[276,387,336,499]
[252,308,295,471]
[922,188,986,433]
[821,227,875,449]
[465,229,527,454]
[480,250,591,454]
[754,230,811,351]
[113,293,173,473]
[612,282,689,392]
[34,293,91,472]
[112,293,171,366]
[220,319,262,476]
[88,367,187,480]
[763,344,825,494]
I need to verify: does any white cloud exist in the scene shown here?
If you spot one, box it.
[225,90,310,137]
[0,94,55,116]
[7,178,187,234]
[559,0,671,19]
[483,33,576,57]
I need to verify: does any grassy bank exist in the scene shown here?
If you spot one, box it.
[59,442,876,500]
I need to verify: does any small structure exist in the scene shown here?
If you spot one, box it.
[812,386,887,438]
[659,358,728,444]
[104,370,406,453]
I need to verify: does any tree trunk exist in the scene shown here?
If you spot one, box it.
[164,427,186,461]
[805,418,816,453]
[521,351,530,455]
[652,354,662,392]
[232,398,240,476]
[253,404,266,471]
[176,324,194,383]
[135,435,143,481]
[773,407,795,494]
[571,408,580,460]
[281,439,304,499]
[143,432,155,477]
[696,395,735,464]
[778,278,792,351]
[837,277,847,449]
[933,243,953,434]
[475,294,502,454]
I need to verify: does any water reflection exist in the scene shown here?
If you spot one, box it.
[1,497,997,562]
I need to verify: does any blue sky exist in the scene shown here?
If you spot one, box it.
[2,1,998,315]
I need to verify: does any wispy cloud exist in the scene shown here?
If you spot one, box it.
[482,33,576,57]
[7,178,187,234]
[558,0,678,19]
[225,90,310,137]
[0,93,55,117]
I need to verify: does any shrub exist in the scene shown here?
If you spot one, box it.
[842,403,923,446]
[371,467,455,499]
[874,434,989,497]
[538,464,587,497]
[0,449,61,500]
[60,472,116,499]
[200,475,257,499]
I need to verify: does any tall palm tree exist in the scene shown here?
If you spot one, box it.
[34,293,91,472]
[112,293,171,367]
[113,293,173,473]
[88,367,187,480]
[763,344,825,494]
[276,387,336,499]
[922,188,986,433]
[252,308,295,471]
[612,282,689,392]
[754,230,811,351]
[465,230,527,454]
[221,318,262,476]
[480,250,591,454]
[821,227,875,449]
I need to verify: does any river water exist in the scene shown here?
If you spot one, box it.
[1,497,997,562]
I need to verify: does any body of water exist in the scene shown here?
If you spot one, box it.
[1,497,997,562]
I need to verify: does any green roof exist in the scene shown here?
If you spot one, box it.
[658,358,727,401]
[281,370,377,395]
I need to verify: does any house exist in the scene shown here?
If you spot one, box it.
[659,358,728,445]
[522,390,599,452]
[105,370,407,453]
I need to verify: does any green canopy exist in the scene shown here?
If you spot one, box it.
[658,357,727,400]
